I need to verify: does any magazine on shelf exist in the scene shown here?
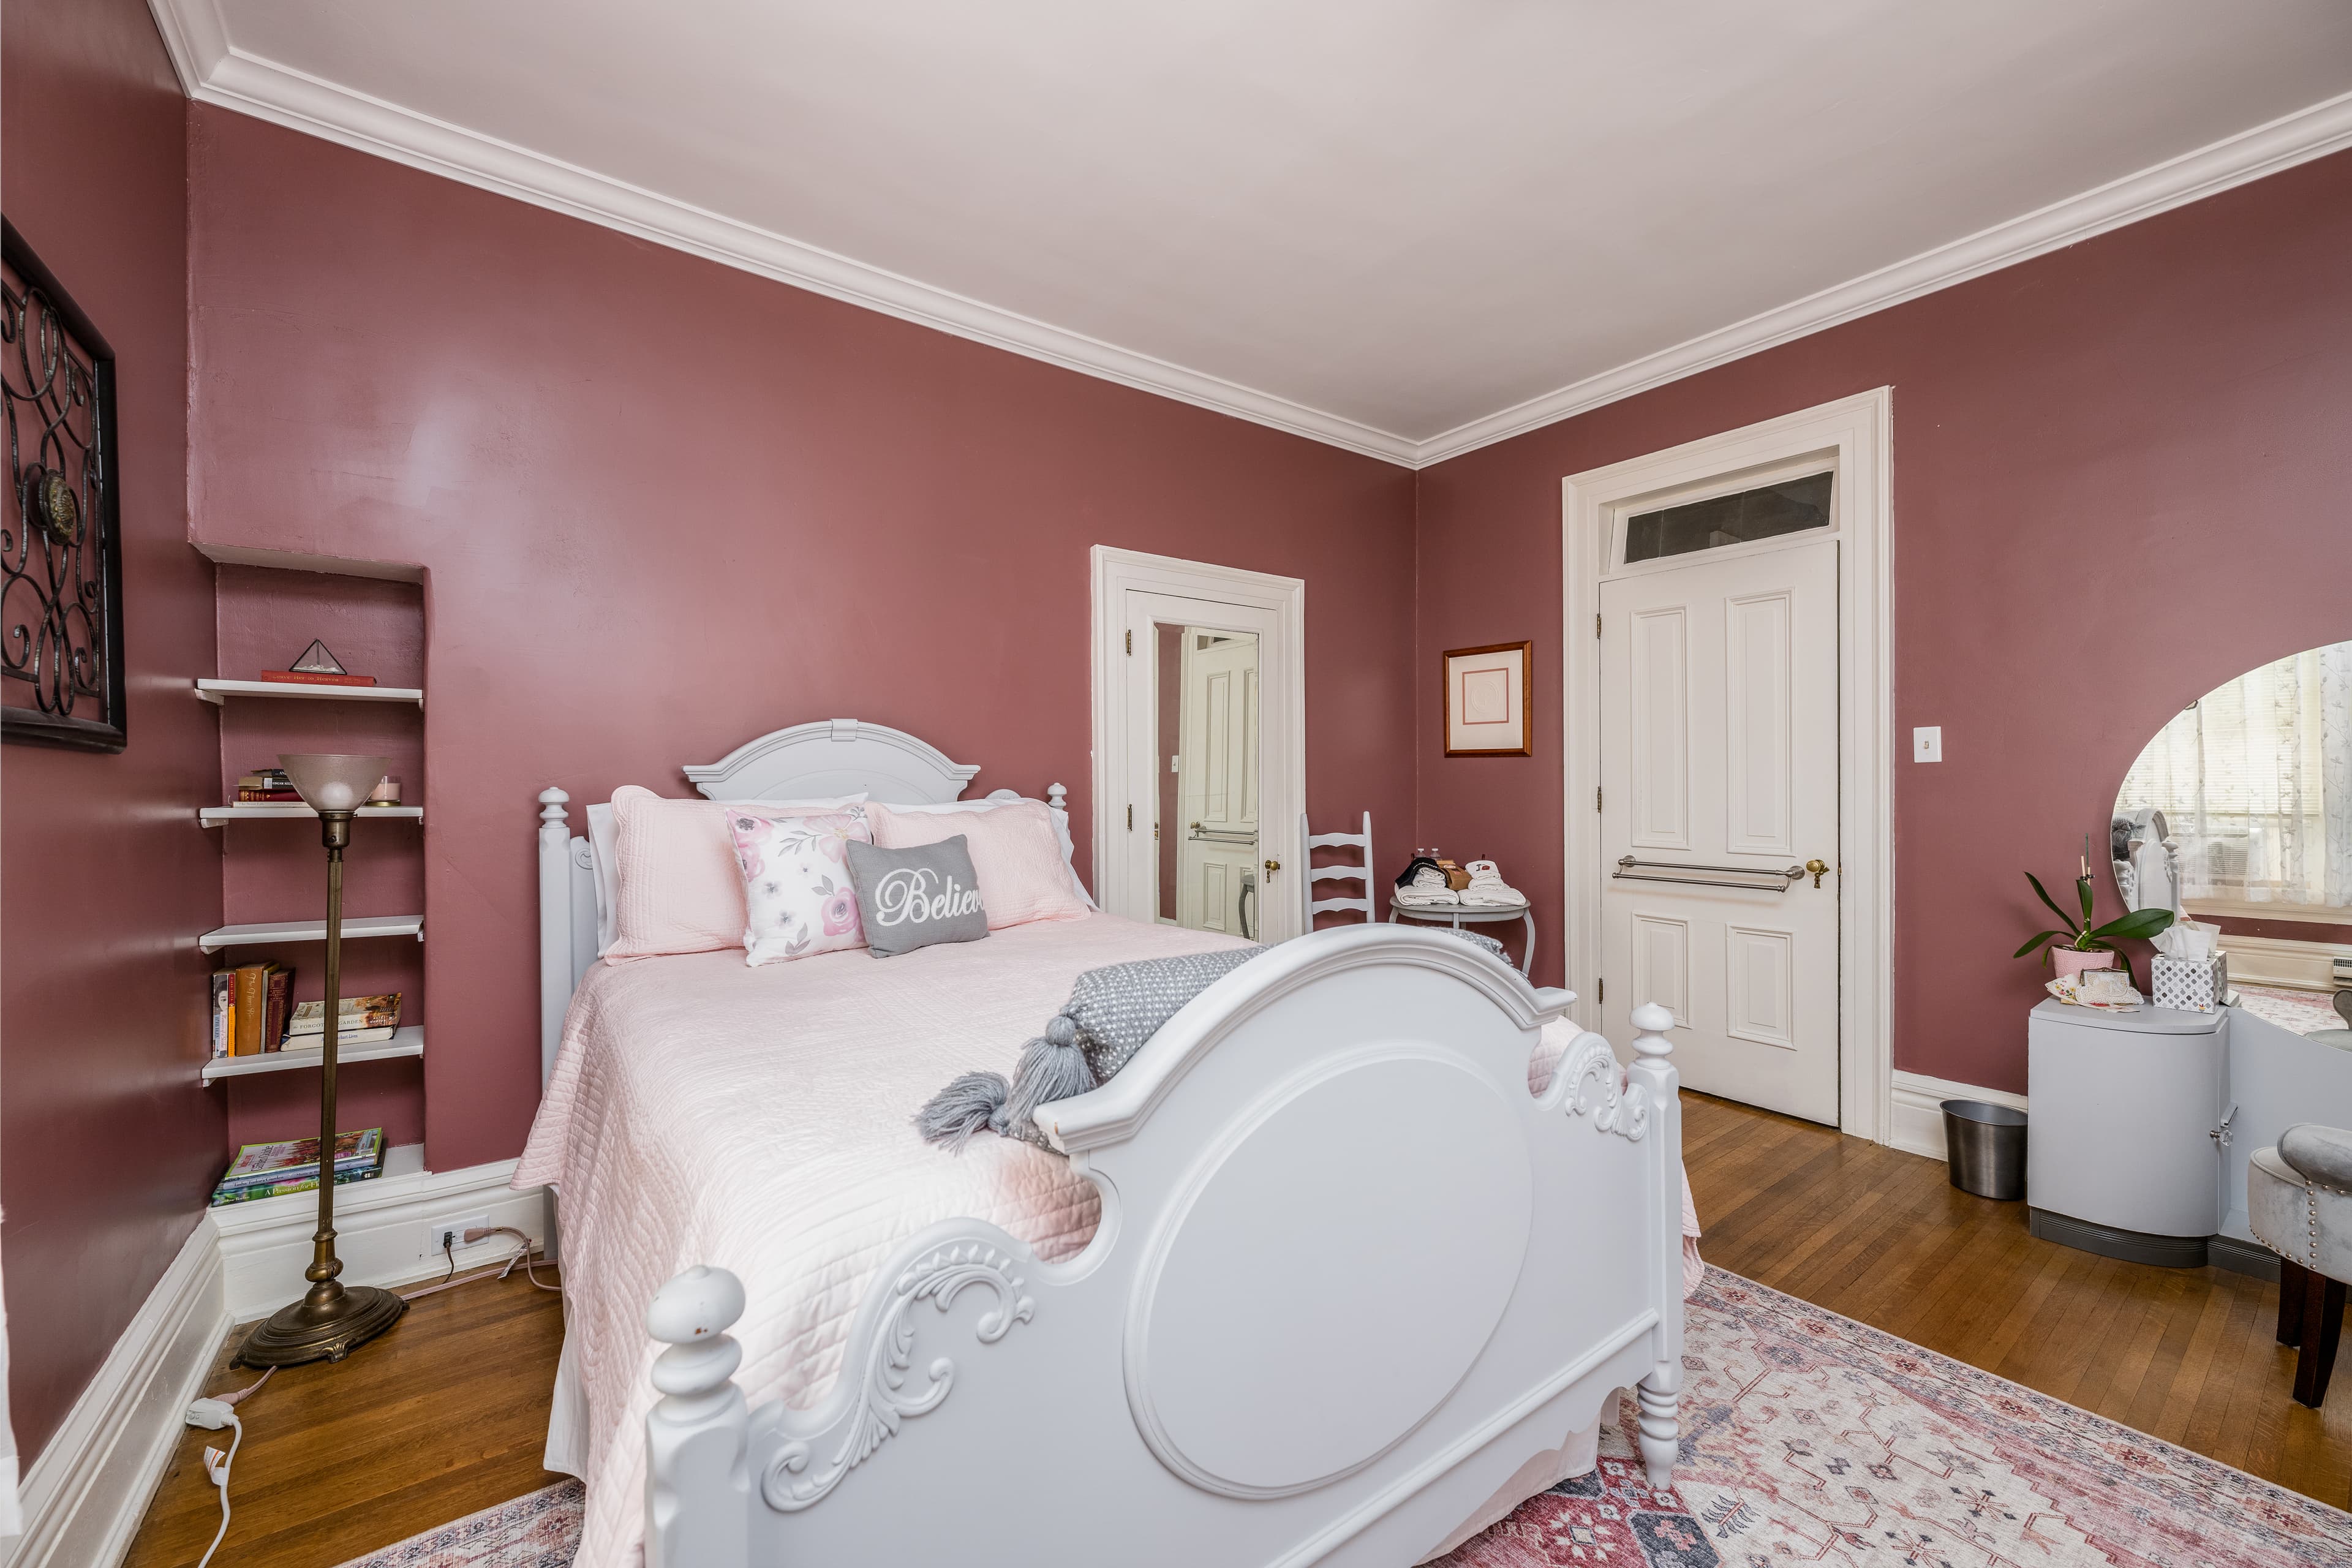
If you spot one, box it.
[214,1128,385,1202]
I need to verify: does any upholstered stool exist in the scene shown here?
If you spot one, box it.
[2248,1123,2352,1407]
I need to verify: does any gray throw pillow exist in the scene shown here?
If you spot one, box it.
[846,836,989,958]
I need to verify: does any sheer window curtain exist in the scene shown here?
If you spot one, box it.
[2117,641,2352,917]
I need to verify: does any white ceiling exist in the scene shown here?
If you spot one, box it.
[154,1,2352,465]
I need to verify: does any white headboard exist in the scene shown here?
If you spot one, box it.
[536,720,1066,1086]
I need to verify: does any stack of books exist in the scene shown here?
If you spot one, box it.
[210,961,294,1056]
[211,1128,387,1206]
[280,992,402,1049]
[236,767,302,802]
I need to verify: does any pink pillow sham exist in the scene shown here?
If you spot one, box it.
[604,785,861,962]
[868,799,1091,930]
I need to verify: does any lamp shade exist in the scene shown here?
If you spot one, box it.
[279,753,391,813]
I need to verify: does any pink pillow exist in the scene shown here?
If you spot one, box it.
[605,786,860,961]
[869,800,1090,929]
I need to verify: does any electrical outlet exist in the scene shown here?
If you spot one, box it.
[422,1212,491,1257]
[1912,726,1942,763]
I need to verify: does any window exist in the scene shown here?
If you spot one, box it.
[1622,470,1832,564]
[2116,641,2352,918]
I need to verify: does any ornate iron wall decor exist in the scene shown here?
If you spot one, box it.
[2,218,124,752]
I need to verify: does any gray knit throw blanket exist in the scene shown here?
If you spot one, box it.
[916,927,1513,1153]
[918,946,1264,1151]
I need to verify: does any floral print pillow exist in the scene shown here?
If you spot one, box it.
[725,807,874,965]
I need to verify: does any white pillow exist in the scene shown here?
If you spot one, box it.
[884,795,1094,908]
[586,792,867,956]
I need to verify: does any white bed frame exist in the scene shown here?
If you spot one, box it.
[535,720,1683,1568]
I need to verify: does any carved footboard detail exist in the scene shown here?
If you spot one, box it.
[640,927,1689,1568]
[763,1240,1036,1512]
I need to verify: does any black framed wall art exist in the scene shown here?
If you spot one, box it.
[2,217,125,752]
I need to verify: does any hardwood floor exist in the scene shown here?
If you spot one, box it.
[124,1095,2351,1565]
[123,1266,567,1568]
[1683,1091,2352,1510]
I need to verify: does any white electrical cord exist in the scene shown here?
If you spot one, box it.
[183,1398,243,1568]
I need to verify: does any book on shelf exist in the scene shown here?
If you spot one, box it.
[231,961,293,1054]
[211,1128,386,1205]
[236,767,304,803]
[257,670,378,687]
[286,992,401,1037]
[277,1025,400,1048]
[209,970,234,1058]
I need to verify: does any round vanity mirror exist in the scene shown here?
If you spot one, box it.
[2112,638,2350,1041]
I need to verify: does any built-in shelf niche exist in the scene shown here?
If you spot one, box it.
[206,556,429,1153]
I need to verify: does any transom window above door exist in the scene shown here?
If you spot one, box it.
[1620,469,1833,565]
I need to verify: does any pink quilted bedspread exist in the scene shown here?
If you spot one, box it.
[514,913,1700,1568]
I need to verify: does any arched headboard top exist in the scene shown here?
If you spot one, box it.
[682,718,982,805]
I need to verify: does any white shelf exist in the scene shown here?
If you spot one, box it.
[195,678,423,707]
[200,803,422,826]
[202,1025,423,1084]
[198,914,423,952]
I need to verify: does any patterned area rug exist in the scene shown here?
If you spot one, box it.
[337,1272,2350,1568]
[2236,984,2348,1040]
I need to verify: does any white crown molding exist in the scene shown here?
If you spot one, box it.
[1415,88,2352,466]
[144,1,1421,467]
[149,0,2352,470]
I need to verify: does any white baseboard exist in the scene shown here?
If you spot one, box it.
[2215,932,2352,993]
[8,1154,548,1568]
[212,1150,546,1322]
[10,1223,226,1568]
[1888,1071,2029,1162]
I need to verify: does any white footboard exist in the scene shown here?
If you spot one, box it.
[643,925,1682,1568]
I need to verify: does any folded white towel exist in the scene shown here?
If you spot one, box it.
[1395,865,1460,907]
[1458,860,1528,908]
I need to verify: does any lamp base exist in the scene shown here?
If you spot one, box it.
[235,1283,406,1367]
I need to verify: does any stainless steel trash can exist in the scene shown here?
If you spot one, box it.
[1942,1099,2027,1200]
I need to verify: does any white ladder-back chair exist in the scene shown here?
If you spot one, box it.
[1300,810,1376,927]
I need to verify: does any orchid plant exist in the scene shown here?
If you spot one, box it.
[2013,870,2174,965]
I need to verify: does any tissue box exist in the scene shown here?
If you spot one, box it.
[2151,951,2228,1013]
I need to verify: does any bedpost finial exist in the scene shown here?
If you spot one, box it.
[1629,1003,1675,1055]
[538,786,570,826]
[1047,782,1067,812]
[647,1265,747,1398]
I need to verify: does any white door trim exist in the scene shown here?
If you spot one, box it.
[1562,388,1894,1142]
[1090,546,1306,941]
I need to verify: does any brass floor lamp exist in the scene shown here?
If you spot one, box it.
[237,753,408,1366]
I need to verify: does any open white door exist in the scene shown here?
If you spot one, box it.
[1091,549,1303,943]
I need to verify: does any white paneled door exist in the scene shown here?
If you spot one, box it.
[1599,537,1839,1123]
[1175,630,1262,933]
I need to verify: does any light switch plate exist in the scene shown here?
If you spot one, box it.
[1912,726,1943,763]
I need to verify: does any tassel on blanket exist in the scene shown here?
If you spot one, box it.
[915,1071,1014,1150]
[916,1014,1099,1151]
[1000,1015,1098,1134]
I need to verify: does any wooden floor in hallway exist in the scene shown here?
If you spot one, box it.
[123,1091,2349,1566]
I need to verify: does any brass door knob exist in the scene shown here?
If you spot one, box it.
[1804,858,1831,888]
[1264,858,1281,878]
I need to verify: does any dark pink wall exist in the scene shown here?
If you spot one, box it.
[0,0,223,1459]
[185,107,1420,1172]
[1415,149,2352,1094]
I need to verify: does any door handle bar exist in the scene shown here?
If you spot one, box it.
[1613,855,1804,891]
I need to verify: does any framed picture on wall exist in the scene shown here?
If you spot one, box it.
[1,217,126,752]
[1442,641,1532,756]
